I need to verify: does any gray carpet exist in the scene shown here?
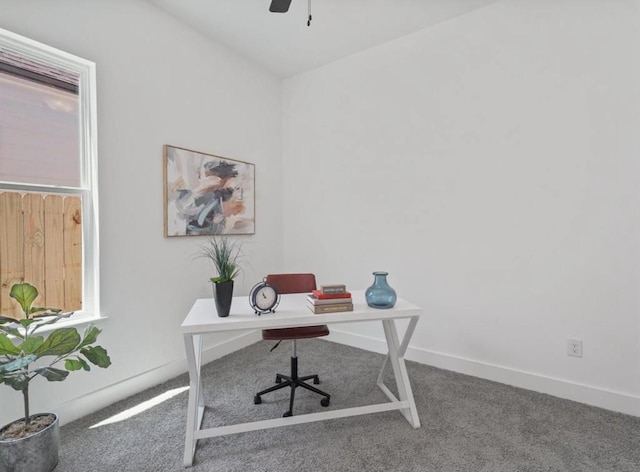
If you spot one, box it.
[55,340,640,471]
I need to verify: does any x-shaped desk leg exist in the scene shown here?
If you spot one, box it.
[183,333,205,467]
[377,316,421,428]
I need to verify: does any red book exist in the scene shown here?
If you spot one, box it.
[311,290,352,300]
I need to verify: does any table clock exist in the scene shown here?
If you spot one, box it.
[249,279,280,315]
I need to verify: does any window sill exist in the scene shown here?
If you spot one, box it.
[45,312,108,330]
[1,311,108,336]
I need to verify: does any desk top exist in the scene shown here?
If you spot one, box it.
[181,290,422,334]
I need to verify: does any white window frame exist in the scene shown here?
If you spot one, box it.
[0,27,100,322]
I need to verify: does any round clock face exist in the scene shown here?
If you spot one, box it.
[250,282,279,314]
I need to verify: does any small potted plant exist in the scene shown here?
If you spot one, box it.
[198,236,243,317]
[0,283,111,472]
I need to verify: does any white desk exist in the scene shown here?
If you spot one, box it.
[181,290,422,467]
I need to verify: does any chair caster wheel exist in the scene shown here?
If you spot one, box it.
[313,377,320,385]
[321,398,330,407]
[283,411,292,417]
[275,376,282,384]
[254,395,262,405]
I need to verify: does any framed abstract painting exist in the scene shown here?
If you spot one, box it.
[163,145,255,237]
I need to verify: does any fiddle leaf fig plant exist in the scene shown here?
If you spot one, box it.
[0,283,111,437]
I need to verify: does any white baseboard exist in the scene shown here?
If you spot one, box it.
[53,330,261,427]
[326,329,640,417]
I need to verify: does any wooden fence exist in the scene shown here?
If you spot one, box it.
[0,191,82,319]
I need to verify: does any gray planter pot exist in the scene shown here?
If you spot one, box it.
[0,413,59,472]
[213,280,234,317]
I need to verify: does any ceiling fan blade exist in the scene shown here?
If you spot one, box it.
[269,0,292,13]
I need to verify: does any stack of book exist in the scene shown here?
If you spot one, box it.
[307,284,353,314]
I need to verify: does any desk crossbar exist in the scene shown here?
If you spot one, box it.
[195,401,410,440]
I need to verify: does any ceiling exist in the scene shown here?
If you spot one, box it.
[146,0,500,78]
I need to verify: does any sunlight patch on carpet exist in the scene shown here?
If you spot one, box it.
[89,386,189,428]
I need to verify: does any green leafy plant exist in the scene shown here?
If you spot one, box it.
[198,236,243,283]
[0,283,111,436]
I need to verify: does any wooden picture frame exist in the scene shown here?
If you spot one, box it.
[163,145,255,237]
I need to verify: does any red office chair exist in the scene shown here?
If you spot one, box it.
[253,273,331,417]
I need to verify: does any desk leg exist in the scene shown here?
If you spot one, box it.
[380,317,421,428]
[183,333,205,467]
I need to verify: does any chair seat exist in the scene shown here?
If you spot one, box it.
[262,325,329,341]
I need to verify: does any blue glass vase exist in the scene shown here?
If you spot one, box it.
[365,271,397,309]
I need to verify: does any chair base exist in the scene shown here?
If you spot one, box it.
[254,356,330,417]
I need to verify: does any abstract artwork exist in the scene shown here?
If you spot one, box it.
[164,145,255,237]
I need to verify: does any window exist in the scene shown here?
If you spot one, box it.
[0,28,99,321]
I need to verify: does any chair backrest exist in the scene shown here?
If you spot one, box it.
[265,273,316,295]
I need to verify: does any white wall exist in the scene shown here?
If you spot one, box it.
[0,0,282,426]
[282,0,640,415]
[1,0,638,428]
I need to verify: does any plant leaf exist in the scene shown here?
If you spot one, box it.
[29,312,74,335]
[64,359,84,371]
[34,328,81,356]
[198,237,243,282]
[19,319,39,328]
[1,373,28,391]
[0,333,20,355]
[21,336,45,354]
[81,346,111,368]
[36,366,69,382]
[77,325,101,350]
[30,308,62,316]
[9,283,38,315]
[0,354,37,373]
[0,324,24,339]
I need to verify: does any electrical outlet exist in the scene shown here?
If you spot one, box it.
[567,338,583,358]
